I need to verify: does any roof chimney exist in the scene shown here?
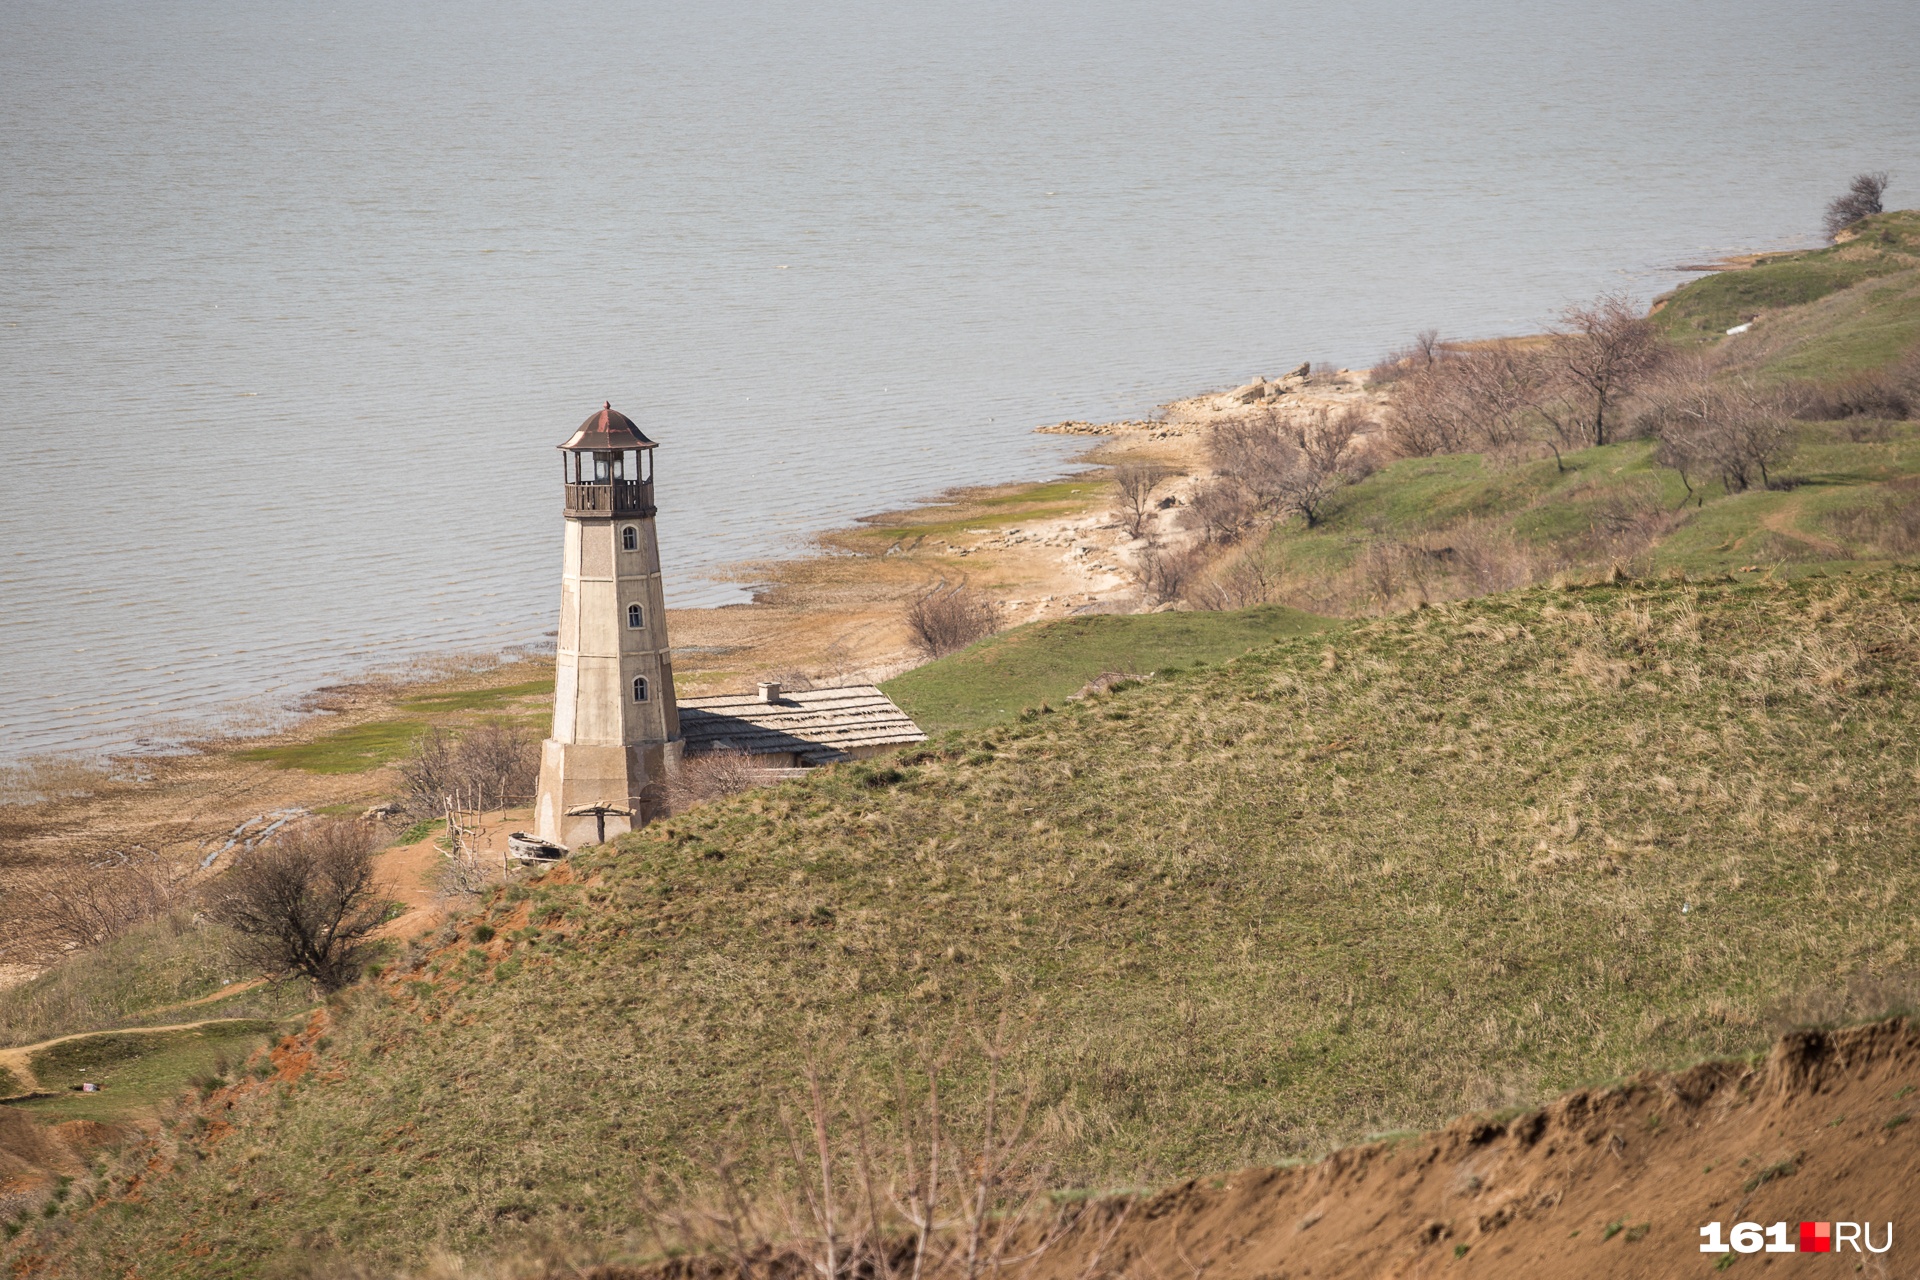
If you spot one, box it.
[757,681,782,704]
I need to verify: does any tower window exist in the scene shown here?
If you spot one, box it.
[632,676,650,703]
[621,526,637,551]
[627,603,644,629]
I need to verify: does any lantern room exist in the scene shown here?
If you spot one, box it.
[559,402,656,518]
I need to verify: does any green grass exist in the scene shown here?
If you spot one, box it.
[1652,209,1920,345]
[846,479,1108,545]
[0,1065,21,1100]
[0,915,314,1050]
[236,677,554,773]
[1245,419,1920,605]
[8,1022,280,1123]
[46,568,1920,1275]
[883,604,1333,732]
[1751,270,1920,382]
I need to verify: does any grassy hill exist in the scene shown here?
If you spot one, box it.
[1651,208,1920,354]
[25,565,1920,1275]
[1238,215,1920,614]
[883,604,1332,733]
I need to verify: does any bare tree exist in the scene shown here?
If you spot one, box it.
[1368,329,1446,385]
[904,584,1000,658]
[1178,475,1256,545]
[664,749,769,814]
[1113,463,1171,538]
[1273,406,1362,527]
[1547,294,1666,448]
[1824,171,1891,241]
[204,818,387,991]
[2,852,187,963]
[1210,412,1300,508]
[1383,345,1551,457]
[456,722,539,810]
[1202,549,1287,609]
[1132,542,1206,605]
[1647,362,1797,499]
[397,722,540,818]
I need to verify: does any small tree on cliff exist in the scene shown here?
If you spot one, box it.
[206,818,388,992]
[1824,172,1890,241]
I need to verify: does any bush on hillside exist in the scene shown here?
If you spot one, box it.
[0,852,191,970]
[1644,363,1797,499]
[1786,346,1920,421]
[664,750,770,814]
[1824,171,1890,241]
[203,818,387,992]
[905,584,1001,658]
[1367,328,1444,384]
[396,722,538,819]
[1201,404,1366,530]
[1383,342,1553,458]
[1545,294,1667,448]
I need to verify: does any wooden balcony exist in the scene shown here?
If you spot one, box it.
[565,480,654,518]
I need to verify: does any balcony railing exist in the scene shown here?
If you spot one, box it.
[565,480,654,518]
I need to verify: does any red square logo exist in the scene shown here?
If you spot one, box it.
[1800,1222,1832,1253]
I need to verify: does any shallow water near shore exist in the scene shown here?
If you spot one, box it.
[3,0,1917,759]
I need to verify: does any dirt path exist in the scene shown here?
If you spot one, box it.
[134,978,269,1020]
[0,1017,278,1095]
[1758,493,1848,557]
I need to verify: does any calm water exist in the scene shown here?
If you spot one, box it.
[3,0,1917,759]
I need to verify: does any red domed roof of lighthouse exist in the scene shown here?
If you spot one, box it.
[559,402,657,451]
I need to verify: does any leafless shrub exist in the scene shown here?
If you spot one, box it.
[1828,478,1920,556]
[1,852,189,963]
[1823,171,1890,241]
[1383,342,1554,459]
[1646,363,1798,499]
[1187,549,1288,610]
[1370,329,1444,384]
[1210,412,1300,507]
[203,818,387,991]
[1785,347,1920,421]
[397,723,538,819]
[1545,294,1666,448]
[641,1017,1076,1280]
[905,584,1001,658]
[1178,475,1257,545]
[1131,543,1208,605]
[1113,463,1172,538]
[665,750,771,815]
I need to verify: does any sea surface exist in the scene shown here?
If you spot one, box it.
[3,0,1917,759]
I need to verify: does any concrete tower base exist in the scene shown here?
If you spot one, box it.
[533,739,680,848]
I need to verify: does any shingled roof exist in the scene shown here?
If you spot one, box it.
[560,402,657,452]
[678,686,926,766]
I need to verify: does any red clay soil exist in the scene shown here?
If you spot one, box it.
[0,1114,122,1219]
[1007,1019,1920,1279]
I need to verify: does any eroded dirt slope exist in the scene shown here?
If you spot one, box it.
[1024,1019,1920,1278]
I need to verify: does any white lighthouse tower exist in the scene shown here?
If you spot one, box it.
[533,403,680,846]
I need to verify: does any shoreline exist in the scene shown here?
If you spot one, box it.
[0,361,1376,950]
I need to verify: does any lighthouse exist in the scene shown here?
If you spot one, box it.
[533,403,680,846]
